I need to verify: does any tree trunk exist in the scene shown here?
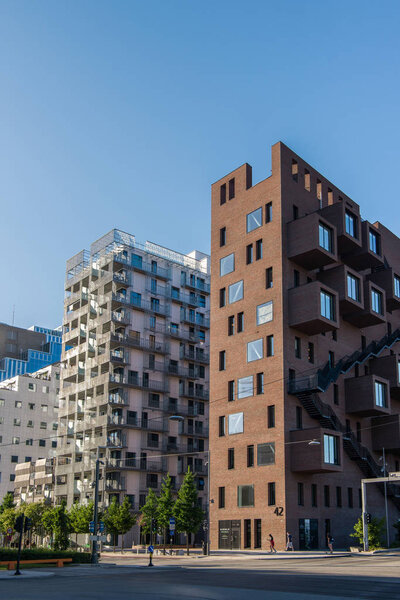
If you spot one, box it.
[76,532,78,550]
[163,527,166,555]
[121,533,124,554]
[187,532,190,556]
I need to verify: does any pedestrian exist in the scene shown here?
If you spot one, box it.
[327,533,334,554]
[286,532,294,551]
[269,534,277,553]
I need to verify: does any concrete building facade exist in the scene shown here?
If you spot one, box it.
[210,142,400,551]
[55,229,209,544]
[0,364,60,500]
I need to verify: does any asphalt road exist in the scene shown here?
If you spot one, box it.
[2,554,400,600]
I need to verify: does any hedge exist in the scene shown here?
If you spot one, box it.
[0,548,91,563]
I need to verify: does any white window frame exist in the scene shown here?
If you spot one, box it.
[256,300,273,325]
[220,253,235,277]
[237,376,253,399]
[247,338,263,362]
[228,412,244,435]
[228,280,244,304]
[246,207,262,233]
[323,434,339,465]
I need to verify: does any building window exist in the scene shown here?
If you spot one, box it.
[219,351,226,371]
[39,439,46,447]
[244,519,251,548]
[294,270,300,287]
[220,183,226,205]
[219,416,226,437]
[247,207,262,233]
[320,290,335,320]
[296,406,302,430]
[311,484,317,507]
[255,239,263,260]
[218,487,225,508]
[371,289,383,315]
[298,482,304,506]
[268,482,276,506]
[308,342,314,364]
[257,442,275,466]
[265,202,272,223]
[238,485,254,507]
[394,276,400,299]
[220,288,226,307]
[375,381,387,407]
[266,267,273,289]
[295,337,301,359]
[328,351,335,368]
[228,316,235,336]
[238,376,253,399]
[40,422,47,429]
[11,455,18,463]
[266,335,274,357]
[347,487,353,508]
[369,230,380,254]
[220,253,235,277]
[247,338,263,362]
[345,274,359,302]
[304,169,310,191]
[333,384,339,405]
[13,418,20,427]
[15,401,22,409]
[228,412,244,435]
[247,445,254,468]
[229,280,244,304]
[228,178,235,200]
[267,405,275,428]
[246,244,253,265]
[256,372,264,395]
[237,312,244,333]
[256,301,273,325]
[228,380,235,402]
[10,474,15,482]
[26,439,32,446]
[12,437,20,444]
[228,448,235,470]
[336,486,342,508]
[293,205,299,220]
[220,227,226,247]
[319,223,333,252]
[324,485,330,507]
[345,211,357,238]
[323,434,339,465]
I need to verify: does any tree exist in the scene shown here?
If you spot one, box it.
[351,516,385,550]
[173,469,204,555]
[103,496,136,552]
[23,501,47,544]
[0,493,15,514]
[0,507,17,536]
[140,489,159,544]
[157,474,175,553]
[42,502,70,550]
[69,501,94,549]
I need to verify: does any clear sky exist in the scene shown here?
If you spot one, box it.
[0,0,399,329]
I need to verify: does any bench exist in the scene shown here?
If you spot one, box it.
[0,558,73,570]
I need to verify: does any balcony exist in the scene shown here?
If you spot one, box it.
[114,254,170,280]
[342,221,384,270]
[179,347,209,364]
[287,213,338,270]
[105,478,126,492]
[106,434,127,448]
[370,354,400,400]
[111,293,170,317]
[113,271,131,286]
[180,424,209,437]
[110,333,169,354]
[368,268,400,312]
[183,278,210,294]
[167,363,201,380]
[166,325,205,342]
[181,387,209,400]
[111,311,131,326]
[110,373,169,393]
[106,457,166,472]
[288,281,339,334]
[108,391,129,406]
[168,288,207,307]
[181,314,210,329]
[290,427,343,473]
[318,264,365,324]
[345,375,391,416]
[371,414,400,453]
[344,281,386,328]
[319,201,362,254]
[110,350,130,365]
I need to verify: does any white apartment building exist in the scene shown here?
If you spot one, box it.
[0,364,60,500]
[56,229,209,544]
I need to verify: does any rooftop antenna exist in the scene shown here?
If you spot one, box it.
[12,304,15,326]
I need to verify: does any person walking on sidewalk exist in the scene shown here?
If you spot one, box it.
[286,532,294,551]
[327,533,334,554]
[269,534,277,553]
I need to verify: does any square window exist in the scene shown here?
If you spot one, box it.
[238,376,253,399]
[228,281,244,304]
[257,442,275,466]
[246,207,262,233]
[13,418,20,426]
[220,253,235,277]
[15,401,22,409]
[228,412,244,435]
[12,437,20,445]
[247,338,263,362]
[256,301,273,325]
[237,485,254,507]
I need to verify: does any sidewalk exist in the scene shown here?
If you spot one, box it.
[100,550,351,561]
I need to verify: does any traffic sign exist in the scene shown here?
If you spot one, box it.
[6,527,13,535]
[99,521,105,533]
[169,517,175,531]
[89,521,95,532]
[148,545,154,554]
[169,530,174,537]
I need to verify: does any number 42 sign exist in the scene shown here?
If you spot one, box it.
[274,507,284,516]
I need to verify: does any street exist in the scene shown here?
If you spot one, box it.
[1,554,400,599]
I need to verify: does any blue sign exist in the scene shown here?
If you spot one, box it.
[169,517,175,525]
[148,545,154,554]
[89,521,95,532]
[169,530,174,537]
[99,521,105,533]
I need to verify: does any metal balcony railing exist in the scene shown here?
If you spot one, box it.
[112,293,170,317]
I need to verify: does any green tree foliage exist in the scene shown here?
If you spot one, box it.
[351,516,385,549]
[103,496,136,552]
[0,493,15,514]
[42,502,70,550]
[0,507,17,535]
[69,501,94,548]
[140,489,159,540]
[156,474,175,552]
[173,469,204,555]
[23,501,47,538]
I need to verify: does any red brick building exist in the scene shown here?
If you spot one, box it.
[209,142,400,551]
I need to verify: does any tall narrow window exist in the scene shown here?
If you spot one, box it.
[295,337,301,359]
[311,484,317,507]
[371,289,383,315]
[394,276,400,298]
[324,485,330,507]
[347,487,353,508]
[228,178,235,200]
[256,239,263,260]
[256,372,264,395]
[265,202,272,223]
[336,486,342,508]
[294,270,300,287]
[246,244,253,265]
[304,169,310,191]
[319,223,333,252]
[228,448,235,469]
[291,159,298,182]
[228,380,235,402]
[323,434,339,465]
[321,290,335,320]
[254,519,262,548]
[247,445,254,467]
[328,351,335,368]
[267,405,275,428]
[375,381,387,407]
[369,230,380,254]
[219,416,226,437]
[298,482,304,506]
[268,482,276,506]
[220,227,226,247]
[296,406,302,430]
[237,312,244,333]
[247,207,262,232]
[218,486,225,508]
[244,520,252,548]
[266,267,273,289]
[219,351,226,371]
[266,335,274,357]
[228,316,235,336]
[333,384,339,405]
[220,288,226,308]
[347,274,360,302]
[220,183,226,205]
[345,211,357,238]
[308,342,314,364]
[293,205,299,220]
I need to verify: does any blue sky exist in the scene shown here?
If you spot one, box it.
[0,1,399,329]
